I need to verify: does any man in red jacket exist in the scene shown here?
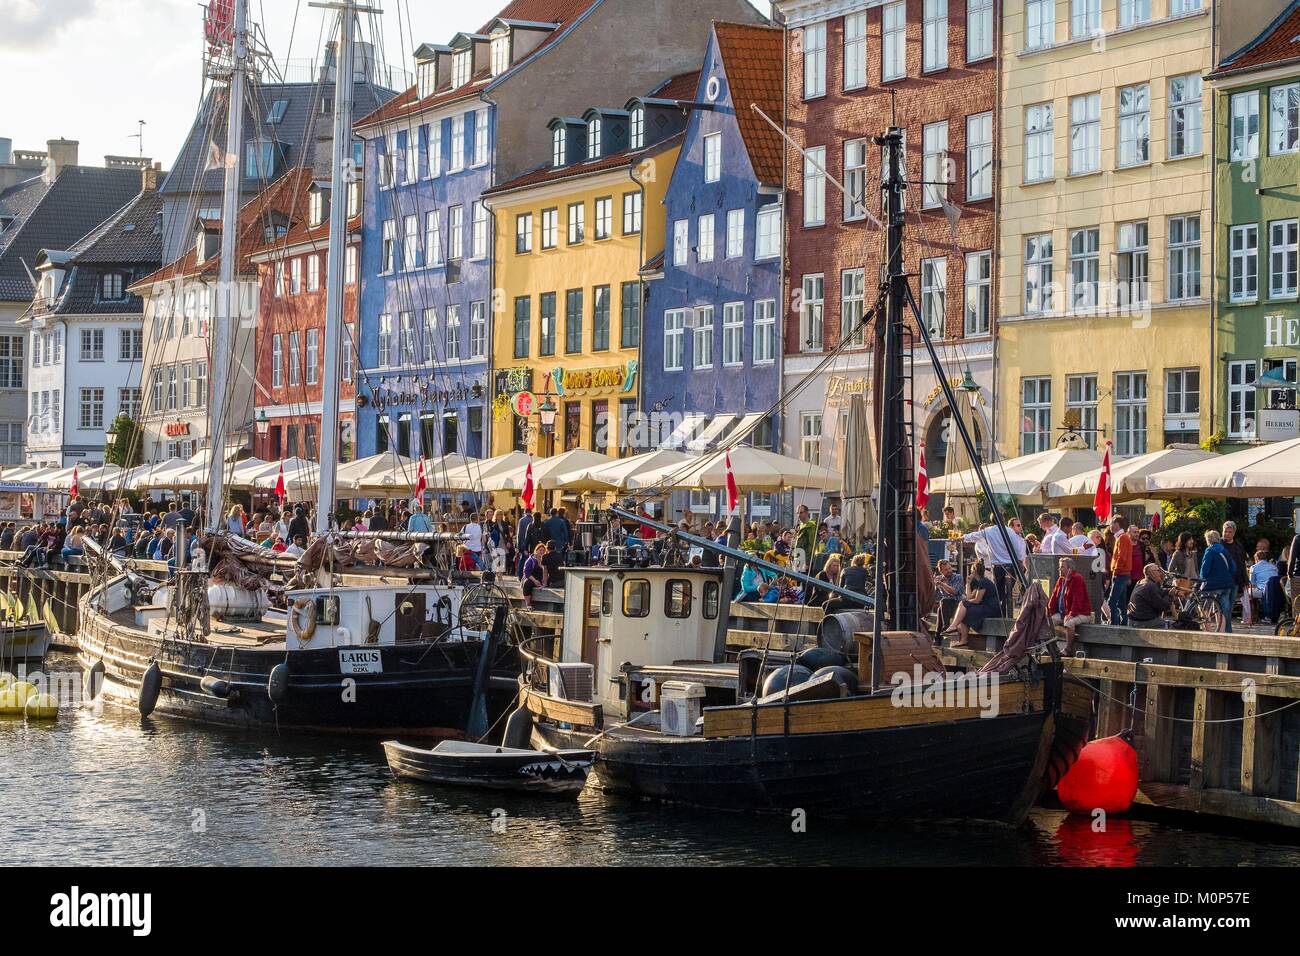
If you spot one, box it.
[1049,557,1094,655]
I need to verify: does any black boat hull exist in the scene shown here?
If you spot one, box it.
[382,740,593,794]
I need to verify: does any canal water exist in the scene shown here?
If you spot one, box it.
[5,653,1300,867]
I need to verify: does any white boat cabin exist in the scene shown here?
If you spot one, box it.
[282,584,477,651]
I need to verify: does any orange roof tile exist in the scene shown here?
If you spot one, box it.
[1216,2,1300,75]
[713,22,784,186]
[484,131,684,197]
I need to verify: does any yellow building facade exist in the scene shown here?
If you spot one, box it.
[484,133,680,460]
[996,0,1213,462]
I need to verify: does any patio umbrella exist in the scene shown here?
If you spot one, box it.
[840,394,877,543]
[628,445,842,493]
[335,451,417,493]
[484,448,613,492]
[421,454,478,491]
[435,451,532,492]
[1144,437,1300,498]
[75,464,132,492]
[1047,445,1217,505]
[550,448,695,493]
[40,466,81,490]
[244,457,320,495]
[928,447,1103,503]
[128,457,195,489]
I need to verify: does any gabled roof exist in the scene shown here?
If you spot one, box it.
[134,168,314,288]
[246,176,361,259]
[1213,0,1300,77]
[354,0,602,130]
[0,165,143,301]
[712,22,784,186]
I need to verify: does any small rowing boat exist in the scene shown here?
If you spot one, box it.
[381,740,593,796]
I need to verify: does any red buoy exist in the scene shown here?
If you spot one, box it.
[1056,730,1139,815]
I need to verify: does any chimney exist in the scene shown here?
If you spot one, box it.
[142,161,162,192]
[45,138,79,183]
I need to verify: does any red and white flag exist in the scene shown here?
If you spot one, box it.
[725,450,739,515]
[520,455,535,511]
[274,461,286,503]
[1093,440,1113,524]
[412,458,427,506]
[915,448,929,511]
[69,465,79,499]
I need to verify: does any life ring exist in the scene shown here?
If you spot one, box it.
[288,598,318,644]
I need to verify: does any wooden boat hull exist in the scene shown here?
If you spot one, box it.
[0,624,52,662]
[382,740,592,795]
[78,606,518,736]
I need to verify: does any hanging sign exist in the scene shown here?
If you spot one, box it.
[511,391,537,418]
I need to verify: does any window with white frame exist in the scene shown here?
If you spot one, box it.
[921,257,947,337]
[800,412,822,465]
[1114,372,1147,457]
[552,126,566,168]
[1118,0,1150,28]
[722,302,744,367]
[964,251,991,335]
[1263,357,1298,407]
[922,122,948,208]
[967,111,992,200]
[417,60,436,98]
[882,1,906,80]
[402,216,418,271]
[274,261,285,297]
[377,314,392,366]
[923,0,948,72]
[119,387,142,420]
[1021,377,1052,454]
[516,212,533,254]
[1025,232,1054,314]
[967,0,993,61]
[1168,74,1202,159]
[629,107,644,149]
[400,312,416,365]
[470,301,487,358]
[425,211,442,264]
[119,328,143,361]
[703,133,721,183]
[421,309,437,362]
[1270,219,1299,298]
[474,110,489,166]
[1231,92,1259,161]
[1167,214,1201,300]
[756,204,781,259]
[803,146,826,225]
[803,22,826,98]
[594,197,612,241]
[693,306,714,368]
[452,50,471,87]
[1116,220,1149,306]
[1025,103,1053,182]
[381,220,395,273]
[1230,224,1259,301]
[1070,93,1101,173]
[402,130,416,184]
[801,274,824,351]
[1165,367,1200,420]
[726,209,744,258]
[1025,0,1055,50]
[567,202,585,244]
[697,214,715,262]
[844,139,867,221]
[445,305,461,360]
[844,11,866,90]
[343,327,354,380]
[753,299,776,364]
[379,135,394,187]
[79,387,104,430]
[151,368,163,410]
[291,257,303,293]
[673,219,688,266]
[841,268,865,346]
[541,208,558,249]
[664,309,685,370]
[471,201,488,259]
[450,114,465,171]
[306,328,319,385]
[1069,227,1099,310]
[1170,0,1202,11]
[80,328,104,361]
[622,192,642,235]
[1118,84,1150,167]
[1066,374,1098,448]
[448,205,463,259]
[272,334,283,387]
[1228,360,1257,439]
[346,244,358,284]
[586,115,601,160]
[1071,0,1099,37]
[1271,83,1299,155]
[491,32,510,75]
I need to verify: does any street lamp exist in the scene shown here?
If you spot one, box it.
[955,366,980,408]
[539,400,557,433]
[255,409,270,436]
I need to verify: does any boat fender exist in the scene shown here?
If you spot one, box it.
[200,675,231,699]
[138,662,162,717]
[84,659,106,700]
[810,665,859,696]
[761,664,812,698]
[502,706,533,750]
[335,626,352,645]
[796,647,848,672]
[1057,730,1139,815]
[287,598,317,644]
[0,671,14,691]
[268,662,289,703]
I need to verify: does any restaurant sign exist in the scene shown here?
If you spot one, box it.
[366,374,486,413]
[553,361,638,396]
[1258,408,1299,442]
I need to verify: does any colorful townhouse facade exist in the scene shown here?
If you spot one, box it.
[248,173,362,464]
[1209,1,1300,456]
[484,75,690,461]
[352,0,765,463]
[640,22,786,498]
[996,0,1214,462]
[775,0,1000,506]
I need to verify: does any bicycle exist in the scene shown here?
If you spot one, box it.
[1167,574,1228,633]
[1275,591,1300,637]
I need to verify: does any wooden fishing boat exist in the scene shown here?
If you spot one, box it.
[0,623,52,663]
[382,740,593,795]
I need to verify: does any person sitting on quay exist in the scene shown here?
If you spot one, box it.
[939,560,997,648]
[1247,549,1282,626]
[1048,556,1094,654]
[1127,563,1173,629]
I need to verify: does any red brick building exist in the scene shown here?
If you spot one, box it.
[249,170,361,463]
[775,0,997,490]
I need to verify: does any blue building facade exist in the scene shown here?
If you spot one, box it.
[642,23,785,514]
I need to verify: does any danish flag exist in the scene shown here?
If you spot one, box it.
[915,449,929,511]
[520,456,535,511]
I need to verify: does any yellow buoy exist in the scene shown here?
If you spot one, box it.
[0,671,14,691]
[24,692,58,720]
[0,681,36,715]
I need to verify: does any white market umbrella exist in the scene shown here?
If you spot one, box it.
[244,457,320,494]
[490,448,612,492]
[421,454,478,491]
[628,445,842,493]
[129,457,194,489]
[434,451,531,492]
[335,451,417,493]
[225,457,273,488]
[40,466,81,490]
[551,448,695,493]
[929,447,1103,503]
[1144,437,1300,498]
[841,394,877,542]
[75,464,132,492]
[1047,445,1217,505]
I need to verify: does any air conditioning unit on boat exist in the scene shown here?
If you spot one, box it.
[660,681,705,737]
[547,662,594,702]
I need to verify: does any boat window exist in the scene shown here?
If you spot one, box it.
[665,579,692,618]
[623,579,650,617]
[601,579,613,616]
[703,580,720,620]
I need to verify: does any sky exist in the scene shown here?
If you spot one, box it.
[0,0,769,171]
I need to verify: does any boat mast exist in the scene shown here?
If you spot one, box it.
[206,0,250,533]
[311,0,376,534]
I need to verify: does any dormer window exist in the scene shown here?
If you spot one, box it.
[553,126,566,168]
[587,116,601,160]
[246,138,277,180]
[348,181,361,218]
[309,188,328,227]
[263,212,289,243]
[490,33,510,75]
[417,59,436,98]
[452,50,472,87]
[265,100,289,125]
[101,273,126,301]
[630,107,644,150]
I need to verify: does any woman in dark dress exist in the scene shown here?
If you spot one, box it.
[940,560,996,647]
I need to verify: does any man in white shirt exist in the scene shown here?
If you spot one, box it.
[1037,512,1070,555]
[1067,521,1090,552]
[463,513,484,568]
[824,503,844,535]
[283,534,307,558]
[963,520,1027,616]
